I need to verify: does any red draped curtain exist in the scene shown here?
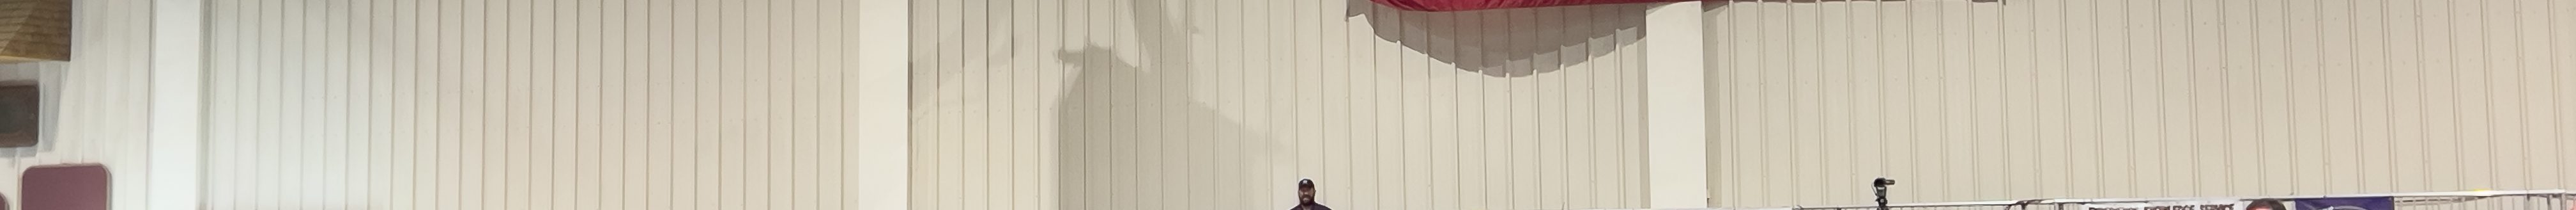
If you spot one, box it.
[1370,0,1696,12]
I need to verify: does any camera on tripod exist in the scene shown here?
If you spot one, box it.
[1871,178,1896,210]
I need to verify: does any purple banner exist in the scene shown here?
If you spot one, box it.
[2294,197,2395,210]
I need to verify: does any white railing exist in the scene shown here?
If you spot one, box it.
[1590,190,2576,210]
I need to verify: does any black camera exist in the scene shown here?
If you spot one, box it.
[1871,177,1896,210]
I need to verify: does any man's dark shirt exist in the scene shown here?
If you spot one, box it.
[1291,201,1332,210]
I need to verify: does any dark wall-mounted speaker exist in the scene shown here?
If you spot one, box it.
[0,81,34,147]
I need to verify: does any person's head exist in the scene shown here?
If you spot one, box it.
[1298,179,1317,202]
[2243,198,2288,210]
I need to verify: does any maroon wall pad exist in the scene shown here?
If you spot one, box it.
[23,164,107,210]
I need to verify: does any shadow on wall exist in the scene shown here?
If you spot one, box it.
[0,63,62,158]
[1044,0,2010,208]
[1349,0,1993,77]
[1054,0,1279,209]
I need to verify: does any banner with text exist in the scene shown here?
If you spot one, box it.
[2294,197,2395,210]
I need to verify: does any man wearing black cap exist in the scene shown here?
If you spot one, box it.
[1291,179,1333,210]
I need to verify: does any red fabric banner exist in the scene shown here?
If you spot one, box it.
[1372,0,1696,12]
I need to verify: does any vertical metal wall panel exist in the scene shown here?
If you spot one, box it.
[908,0,1656,209]
[1708,0,2576,208]
[203,0,910,209]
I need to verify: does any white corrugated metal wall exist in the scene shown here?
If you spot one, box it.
[1708,0,2575,207]
[0,0,156,209]
[199,0,909,209]
[164,0,2576,209]
[908,0,1657,209]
